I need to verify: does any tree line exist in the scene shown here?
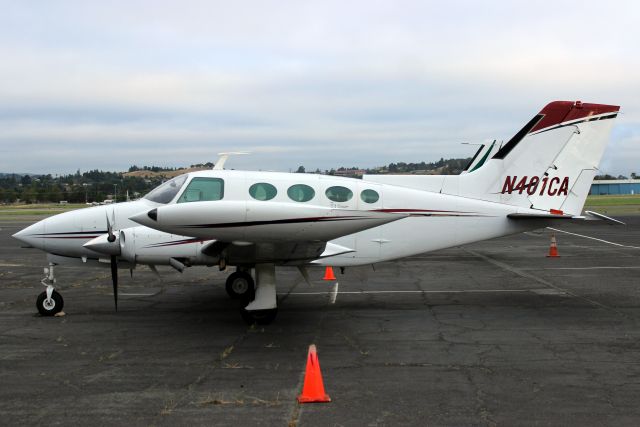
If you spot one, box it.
[1,161,635,204]
[295,158,473,176]
[0,170,165,204]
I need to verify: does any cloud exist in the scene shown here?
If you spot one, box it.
[0,1,639,174]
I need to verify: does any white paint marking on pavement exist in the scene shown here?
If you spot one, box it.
[548,227,640,249]
[330,282,339,304]
[530,288,567,295]
[119,293,157,296]
[465,248,625,315]
[541,266,640,270]
[283,289,531,296]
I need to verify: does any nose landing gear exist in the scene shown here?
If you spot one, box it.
[36,263,64,316]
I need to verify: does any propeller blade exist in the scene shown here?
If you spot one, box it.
[148,264,161,278]
[106,211,116,242]
[110,255,118,311]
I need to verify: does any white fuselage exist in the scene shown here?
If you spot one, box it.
[14,170,538,268]
[131,170,534,266]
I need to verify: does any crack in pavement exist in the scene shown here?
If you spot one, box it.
[464,248,632,320]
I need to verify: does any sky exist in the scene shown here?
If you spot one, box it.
[0,0,638,175]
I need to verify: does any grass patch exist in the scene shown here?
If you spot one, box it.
[583,195,640,215]
[585,195,640,206]
[0,203,86,212]
[0,210,79,216]
[0,203,89,220]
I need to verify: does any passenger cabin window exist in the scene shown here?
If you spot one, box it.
[287,184,315,202]
[249,183,277,201]
[360,189,380,203]
[325,186,353,202]
[144,175,188,204]
[177,177,224,203]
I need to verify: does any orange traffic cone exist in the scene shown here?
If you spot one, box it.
[547,233,560,257]
[322,266,336,281]
[297,344,331,403]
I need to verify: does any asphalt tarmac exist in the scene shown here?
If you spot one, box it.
[1,216,640,426]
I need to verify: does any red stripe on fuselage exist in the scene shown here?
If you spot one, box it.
[39,236,100,239]
[373,208,472,213]
[145,239,207,248]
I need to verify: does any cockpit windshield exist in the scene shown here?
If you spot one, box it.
[143,174,188,204]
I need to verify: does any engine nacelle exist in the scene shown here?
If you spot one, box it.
[119,229,136,263]
[119,226,219,266]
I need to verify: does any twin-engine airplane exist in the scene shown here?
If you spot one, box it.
[13,101,620,324]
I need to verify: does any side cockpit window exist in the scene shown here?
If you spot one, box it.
[143,175,188,204]
[177,177,224,203]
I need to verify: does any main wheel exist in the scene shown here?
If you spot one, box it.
[225,271,254,300]
[36,290,64,316]
[241,308,278,325]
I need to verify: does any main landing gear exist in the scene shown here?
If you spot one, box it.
[36,263,64,316]
[225,269,255,300]
[239,263,278,325]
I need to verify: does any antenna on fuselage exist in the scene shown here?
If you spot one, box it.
[214,151,250,170]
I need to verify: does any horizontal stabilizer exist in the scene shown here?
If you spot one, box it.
[507,213,578,220]
[584,210,626,225]
[213,152,250,170]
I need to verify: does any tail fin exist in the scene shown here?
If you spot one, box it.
[456,101,620,215]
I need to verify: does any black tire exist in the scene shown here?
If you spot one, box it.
[36,290,64,316]
[225,271,254,300]
[241,308,278,325]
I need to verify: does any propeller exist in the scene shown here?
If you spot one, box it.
[106,211,118,311]
[111,253,118,311]
[106,211,116,243]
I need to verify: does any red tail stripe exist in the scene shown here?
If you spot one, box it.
[531,101,619,133]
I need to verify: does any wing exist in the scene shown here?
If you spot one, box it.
[205,240,354,266]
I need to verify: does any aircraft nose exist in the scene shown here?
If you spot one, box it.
[12,219,47,249]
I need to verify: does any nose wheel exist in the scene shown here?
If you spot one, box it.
[36,288,64,316]
[36,263,64,316]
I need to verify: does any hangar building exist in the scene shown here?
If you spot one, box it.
[590,179,640,195]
